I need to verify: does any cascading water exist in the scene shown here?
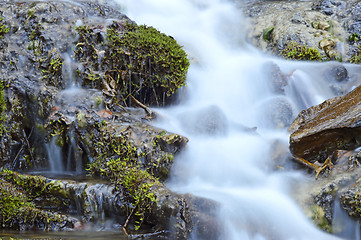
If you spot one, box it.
[117,0,359,239]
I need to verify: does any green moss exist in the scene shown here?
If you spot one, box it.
[74,22,190,106]
[281,41,322,61]
[0,170,70,201]
[349,47,361,64]
[0,16,9,37]
[0,179,33,225]
[262,27,274,42]
[348,33,360,43]
[88,136,158,231]
[0,175,69,229]
[0,79,5,135]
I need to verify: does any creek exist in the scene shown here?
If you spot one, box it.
[2,0,361,239]
[117,0,360,239]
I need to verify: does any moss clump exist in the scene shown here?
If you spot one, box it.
[0,79,5,135]
[106,23,189,97]
[74,22,190,106]
[0,170,70,210]
[0,179,33,226]
[349,47,361,64]
[88,136,158,231]
[0,16,9,37]
[348,33,360,43]
[0,174,70,230]
[348,33,361,64]
[310,205,332,233]
[39,51,64,87]
[281,41,322,61]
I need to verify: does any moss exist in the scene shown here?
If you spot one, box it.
[0,78,5,135]
[74,22,190,106]
[281,41,322,61]
[88,136,158,231]
[310,205,332,233]
[348,33,360,43]
[350,48,361,64]
[0,16,9,37]
[262,27,274,42]
[0,179,33,226]
[0,176,70,230]
[0,170,70,215]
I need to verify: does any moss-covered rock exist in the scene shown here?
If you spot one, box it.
[281,41,322,61]
[74,21,189,107]
[0,171,76,230]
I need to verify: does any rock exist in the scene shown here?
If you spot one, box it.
[150,186,222,240]
[0,0,194,236]
[0,171,78,231]
[289,84,361,162]
[324,64,349,83]
[242,0,361,62]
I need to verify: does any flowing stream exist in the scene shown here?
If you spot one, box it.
[116,0,359,239]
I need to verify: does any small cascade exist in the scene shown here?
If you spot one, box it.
[45,45,102,175]
[66,129,84,174]
[45,138,65,173]
[67,181,123,229]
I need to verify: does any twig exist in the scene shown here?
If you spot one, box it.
[123,204,138,235]
[23,127,34,164]
[129,95,155,119]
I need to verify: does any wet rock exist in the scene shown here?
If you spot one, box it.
[151,186,222,240]
[0,171,78,231]
[324,64,348,82]
[289,84,361,162]
[312,0,346,16]
[178,105,228,136]
[339,178,361,219]
[324,64,351,95]
[314,183,338,223]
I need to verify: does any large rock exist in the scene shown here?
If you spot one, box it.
[289,84,361,162]
[243,0,361,62]
[0,0,198,237]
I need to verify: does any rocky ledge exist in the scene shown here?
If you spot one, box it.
[0,0,219,239]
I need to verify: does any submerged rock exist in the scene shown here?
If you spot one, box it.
[263,61,289,94]
[178,105,228,136]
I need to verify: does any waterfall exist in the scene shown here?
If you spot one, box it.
[115,0,356,239]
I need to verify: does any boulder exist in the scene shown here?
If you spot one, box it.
[243,0,361,62]
[289,84,361,162]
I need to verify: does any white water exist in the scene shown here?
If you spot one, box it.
[116,0,357,239]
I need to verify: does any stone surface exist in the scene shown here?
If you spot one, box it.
[289,84,361,162]
[242,0,361,62]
